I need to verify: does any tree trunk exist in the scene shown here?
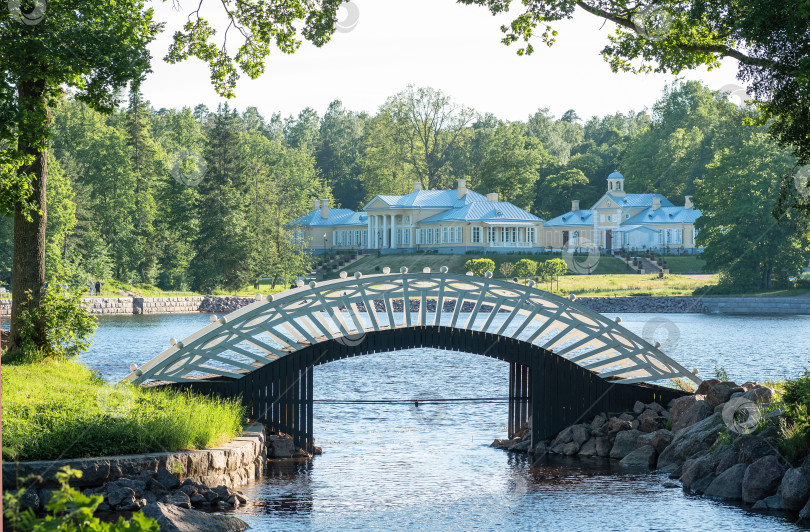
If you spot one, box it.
[9,78,49,351]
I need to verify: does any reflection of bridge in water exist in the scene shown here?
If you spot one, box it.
[127,270,698,451]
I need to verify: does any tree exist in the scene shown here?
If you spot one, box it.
[526,108,583,164]
[536,168,590,218]
[458,0,810,169]
[498,261,516,279]
[465,258,495,277]
[316,100,365,209]
[0,0,159,350]
[542,258,568,291]
[382,86,477,190]
[695,131,809,291]
[514,259,538,280]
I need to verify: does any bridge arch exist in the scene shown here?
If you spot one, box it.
[128,272,697,450]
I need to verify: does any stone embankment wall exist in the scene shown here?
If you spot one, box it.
[2,423,266,491]
[2,294,809,317]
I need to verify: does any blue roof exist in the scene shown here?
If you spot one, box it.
[369,190,488,209]
[544,210,595,227]
[288,209,368,227]
[625,207,702,225]
[608,170,624,180]
[600,193,674,209]
[419,201,543,224]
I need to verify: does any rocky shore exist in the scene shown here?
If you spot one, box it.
[492,379,810,523]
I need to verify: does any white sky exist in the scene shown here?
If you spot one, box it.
[141,0,744,121]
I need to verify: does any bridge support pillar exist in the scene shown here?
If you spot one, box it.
[508,361,531,439]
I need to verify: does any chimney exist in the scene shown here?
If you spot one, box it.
[320,199,329,219]
[486,193,499,202]
[652,197,661,211]
[571,200,580,212]
[457,179,467,199]
[684,196,693,209]
[413,182,422,192]
[312,199,320,211]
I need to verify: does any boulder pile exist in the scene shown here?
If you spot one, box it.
[492,378,810,524]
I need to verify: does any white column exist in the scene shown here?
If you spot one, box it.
[391,214,397,249]
[383,215,389,248]
[374,215,379,248]
[367,214,372,249]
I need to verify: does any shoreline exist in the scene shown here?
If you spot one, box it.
[3,294,810,317]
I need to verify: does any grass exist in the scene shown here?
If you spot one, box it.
[343,252,633,279]
[542,273,717,297]
[661,256,709,274]
[2,360,245,462]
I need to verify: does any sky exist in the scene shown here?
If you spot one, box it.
[140,0,745,122]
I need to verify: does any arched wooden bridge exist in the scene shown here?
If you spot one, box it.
[126,270,698,451]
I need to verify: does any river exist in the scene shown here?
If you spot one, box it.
[81,312,810,531]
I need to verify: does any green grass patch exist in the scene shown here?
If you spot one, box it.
[2,360,245,462]
[554,273,717,297]
[662,256,711,274]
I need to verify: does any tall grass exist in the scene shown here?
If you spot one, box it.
[2,361,245,461]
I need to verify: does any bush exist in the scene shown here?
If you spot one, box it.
[4,466,159,531]
[5,285,97,364]
[3,361,245,461]
[499,262,515,279]
[515,259,538,279]
[465,258,495,277]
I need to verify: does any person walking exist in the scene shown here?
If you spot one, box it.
[94,280,101,295]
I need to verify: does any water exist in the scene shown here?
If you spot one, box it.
[81,312,810,531]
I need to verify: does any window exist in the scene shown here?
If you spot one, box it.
[472,227,481,243]
[527,227,536,244]
[361,231,367,246]
[665,229,672,245]
[657,230,663,245]
[675,229,682,244]
[441,227,448,244]
[625,214,630,219]
[607,215,611,222]
[487,227,497,243]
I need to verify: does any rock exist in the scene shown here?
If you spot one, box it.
[491,439,511,450]
[704,463,747,500]
[646,402,665,415]
[164,491,192,510]
[695,379,720,396]
[155,468,180,490]
[178,484,198,497]
[113,478,146,497]
[148,478,169,498]
[742,455,786,504]
[591,414,607,432]
[562,442,580,455]
[579,438,597,457]
[780,468,810,511]
[737,435,778,465]
[190,494,208,507]
[742,386,775,404]
[635,432,655,449]
[572,424,590,446]
[553,426,574,446]
[706,383,733,408]
[657,413,724,470]
[610,430,642,459]
[620,445,658,468]
[550,443,565,454]
[270,436,296,459]
[754,493,787,511]
[595,437,611,457]
[662,481,680,488]
[608,417,632,434]
[138,470,156,483]
[692,473,717,495]
[18,489,39,512]
[105,486,136,507]
[637,409,663,433]
[713,445,739,475]
[670,396,713,434]
[651,430,674,454]
[533,441,548,456]
[37,488,55,508]
[619,413,634,422]
[633,401,646,415]
[508,440,530,452]
[141,502,249,532]
[681,453,718,491]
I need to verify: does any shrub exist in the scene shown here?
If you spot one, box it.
[499,262,516,279]
[515,259,538,279]
[4,466,159,531]
[5,285,97,364]
[465,258,495,277]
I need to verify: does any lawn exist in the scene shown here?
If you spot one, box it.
[547,273,718,297]
[341,252,632,279]
[661,255,711,274]
[2,360,245,461]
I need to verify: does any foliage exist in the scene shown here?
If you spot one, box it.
[713,364,730,382]
[498,261,516,279]
[541,258,568,290]
[5,286,96,364]
[3,360,245,461]
[514,259,538,279]
[695,130,810,291]
[3,467,159,531]
[465,258,496,277]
